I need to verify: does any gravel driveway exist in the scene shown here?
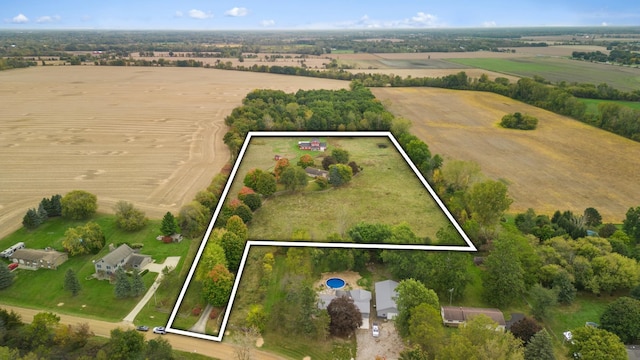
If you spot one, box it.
[356,321,403,360]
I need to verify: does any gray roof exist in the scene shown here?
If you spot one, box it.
[375,280,399,313]
[125,253,151,268]
[99,244,134,267]
[11,248,66,263]
[317,289,371,316]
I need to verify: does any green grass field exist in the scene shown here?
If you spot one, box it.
[235,136,460,243]
[447,57,640,92]
[579,98,640,114]
[0,214,191,322]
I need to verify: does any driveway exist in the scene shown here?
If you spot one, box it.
[122,256,181,323]
[356,320,403,360]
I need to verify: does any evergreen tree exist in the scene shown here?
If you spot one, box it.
[37,203,48,224]
[40,197,52,216]
[22,208,41,229]
[524,330,556,360]
[0,265,15,290]
[49,194,62,217]
[113,268,131,299]
[130,269,146,297]
[63,269,81,296]
[160,212,178,236]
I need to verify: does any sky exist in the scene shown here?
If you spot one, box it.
[1,1,639,30]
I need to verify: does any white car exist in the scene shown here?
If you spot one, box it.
[153,326,166,335]
[372,324,380,338]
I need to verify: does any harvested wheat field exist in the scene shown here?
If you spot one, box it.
[0,66,347,239]
[373,87,640,223]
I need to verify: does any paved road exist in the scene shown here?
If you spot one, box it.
[2,304,286,360]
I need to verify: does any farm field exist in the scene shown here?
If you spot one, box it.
[372,87,640,223]
[447,57,640,91]
[233,136,459,242]
[579,98,640,114]
[0,66,348,240]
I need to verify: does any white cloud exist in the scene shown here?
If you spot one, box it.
[11,14,29,24]
[225,7,248,17]
[188,9,213,20]
[320,12,441,29]
[260,19,275,27]
[175,11,183,18]
[36,15,61,24]
[482,21,497,27]
[601,22,608,26]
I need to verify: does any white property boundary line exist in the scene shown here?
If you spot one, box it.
[166,131,477,342]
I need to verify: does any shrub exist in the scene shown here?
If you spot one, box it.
[500,112,538,130]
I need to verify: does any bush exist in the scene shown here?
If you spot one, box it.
[192,307,202,316]
[500,112,538,130]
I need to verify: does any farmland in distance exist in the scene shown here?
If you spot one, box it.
[372,87,640,222]
[0,66,347,239]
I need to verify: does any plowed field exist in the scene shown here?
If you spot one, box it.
[373,87,640,222]
[0,66,347,239]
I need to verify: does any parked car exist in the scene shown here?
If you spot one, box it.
[153,326,166,335]
[136,325,149,332]
[8,263,18,271]
[372,324,380,338]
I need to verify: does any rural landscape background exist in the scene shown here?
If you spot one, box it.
[1,14,640,360]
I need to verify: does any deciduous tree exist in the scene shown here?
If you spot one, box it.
[600,296,640,344]
[108,328,145,360]
[114,201,148,231]
[483,236,525,308]
[529,284,557,320]
[567,326,627,360]
[195,241,227,281]
[466,180,513,229]
[202,264,234,307]
[281,166,309,192]
[178,201,209,238]
[297,154,315,168]
[328,164,352,187]
[326,295,362,337]
[221,231,244,272]
[395,279,439,337]
[60,190,97,220]
[510,316,542,345]
[331,149,350,164]
[408,303,445,355]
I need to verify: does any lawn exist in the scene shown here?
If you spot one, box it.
[234,136,460,243]
[447,57,640,92]
[579,98,640,115]
[0,213,191,322]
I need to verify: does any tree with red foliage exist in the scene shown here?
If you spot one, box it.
[509,316,542,345]
[327,295,362,337]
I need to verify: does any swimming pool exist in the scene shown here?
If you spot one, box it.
[325,277,346,289]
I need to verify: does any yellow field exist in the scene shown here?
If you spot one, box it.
[372,87,640,223]
[0,66,347,239]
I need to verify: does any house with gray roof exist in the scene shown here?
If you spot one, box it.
[440,306,506,331]
[375,280,399,319]
[10,248,67,270]
[94,244,152,279]
[318,288,372,329]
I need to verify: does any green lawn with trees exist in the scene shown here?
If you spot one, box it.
[0,213,190,322]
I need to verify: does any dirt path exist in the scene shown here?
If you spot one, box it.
[2,304,286,360]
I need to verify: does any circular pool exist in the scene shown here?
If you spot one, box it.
[325,277,346,289]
